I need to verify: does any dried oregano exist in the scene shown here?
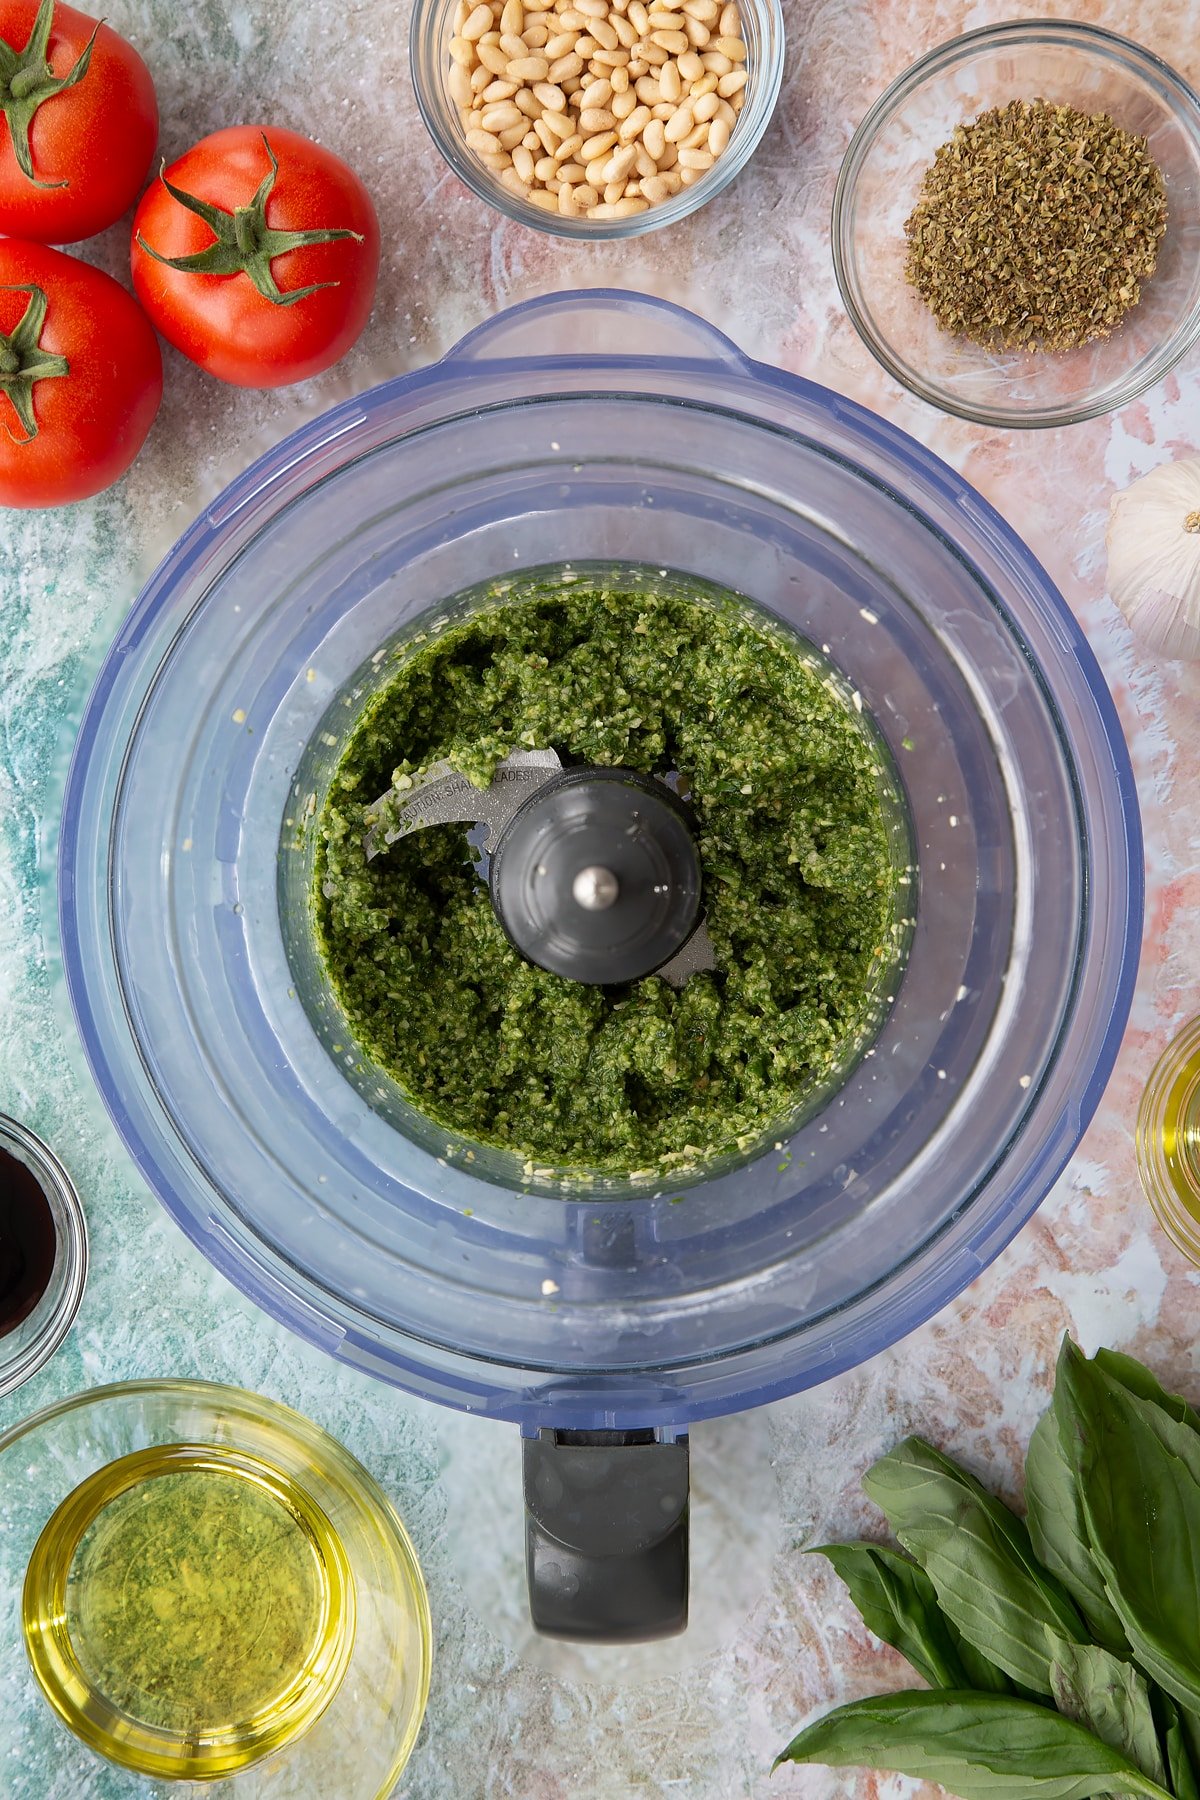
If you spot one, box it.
[904,98,1168,353]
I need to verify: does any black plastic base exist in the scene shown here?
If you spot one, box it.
[523,1427,690,1642]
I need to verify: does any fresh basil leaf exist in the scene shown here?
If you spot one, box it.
[1048,1640,1166,1790]
[1093,1349,1200,1437]
[1161,1697,1200,1800]
[1026,1408,1130,1655]
[1057,1340,1200,1716]
[864,1437,1086,1694]
[773,1690,1174,1798]
[815,1542,1009,1692]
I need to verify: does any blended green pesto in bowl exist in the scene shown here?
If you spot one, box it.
[313,580,903,1179]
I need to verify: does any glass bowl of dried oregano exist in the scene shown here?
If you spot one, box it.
[832,18,1200,428]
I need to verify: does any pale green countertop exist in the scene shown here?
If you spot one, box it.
[3,0,1200,1796]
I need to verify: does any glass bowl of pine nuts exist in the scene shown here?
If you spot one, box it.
[411,0,783,234]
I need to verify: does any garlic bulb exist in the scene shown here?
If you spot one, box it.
[1107,458,1200,658]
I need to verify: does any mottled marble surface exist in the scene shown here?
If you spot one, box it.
[2,0,1199,1795]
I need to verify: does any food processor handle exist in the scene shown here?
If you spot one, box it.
[522,1426,689,1642]
[447,288,751,370]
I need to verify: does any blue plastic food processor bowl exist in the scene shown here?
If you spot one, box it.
[59,291,1140,1637]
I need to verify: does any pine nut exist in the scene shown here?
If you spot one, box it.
[718,2,739,32]
[638,41,668,63]
[576,182,599,204]
[708,115,730,154]
[476,39,510,69]
[683,0,718,17]
[642,116,666,156]
[580,106,616,130]
[501,0,525,26]
[527,187,562,209]
[715,95,735,125]
[627,55,646,75]
[558,182,579,212]
[508,52,550,77]
[581,128,619,158]
[449,33,475,63]
[545,28,576,53]
[678,144,713,168]
[449,62,474,103]
[463,3,494,36]
[635,73,661,101]
[533,118,559,151]
[684,15,709,44]
[679,163,699,183]
[711,34,744,56]
[663,101,693,140]
[540,103,575,135]
[523,129,541,145]
[523,21,550,44]
[577,0,609,12]
[651,100,674,119]
[612,88,637,118]
[618,102,650,138]
[555,7,586,23]
[640,172,670,201]
[692,88,718,120]
[690,70,717,95]
[700,49,731,71]
[629,0,650,30]
[648,7,686,22]
[682,117,709,147]
[589,16,619,46]
[554,132,584,159]
[651,28,688,50]
[716,66,745,94]
[549,50,584,77]
[634,141,657,176]
[482,100,524,129]
[602,142,637,181]
[513,143,536,180]
[612,12,638,44]
[480,76,521,98]
[534,153,558,178]
[533,78,569,108]
[658,58,681,100]
[677,48,702,78]
[609,63,631,90]
[591,47,629,64]
[574,33,596,51]
[515,85,542,113]
[557,157,586,178]
[500,166,531,195]
[470,62,493,88]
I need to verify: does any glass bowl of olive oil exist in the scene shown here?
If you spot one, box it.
[1137,1016,1200,1265]
[3,1381,431,1794]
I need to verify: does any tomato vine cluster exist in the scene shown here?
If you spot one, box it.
[0,0,381,506]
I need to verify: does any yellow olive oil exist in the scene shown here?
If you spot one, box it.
[23,1443,356,1780]
[1157,1040,1200,1221]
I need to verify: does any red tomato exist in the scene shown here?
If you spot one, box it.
[130,126,380,389]
[0,0,157,243]
[0,240,162,507]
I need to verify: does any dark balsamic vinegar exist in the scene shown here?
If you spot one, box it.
[0,1145,57,1337]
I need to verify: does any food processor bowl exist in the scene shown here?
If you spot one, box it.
[58,290,1140,1627]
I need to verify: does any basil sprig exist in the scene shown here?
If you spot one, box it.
[777,1336,1200,1799]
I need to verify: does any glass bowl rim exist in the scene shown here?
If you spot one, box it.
[831,15,1200,429]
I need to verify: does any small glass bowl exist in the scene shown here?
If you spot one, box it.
[0,1114,87,1401]
[410,0,783,238]
[1137,1015,1200,1267]
[832,19,1200,428]
[3,1381,431,1796]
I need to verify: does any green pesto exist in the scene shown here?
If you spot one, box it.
[313,583,901,1178]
